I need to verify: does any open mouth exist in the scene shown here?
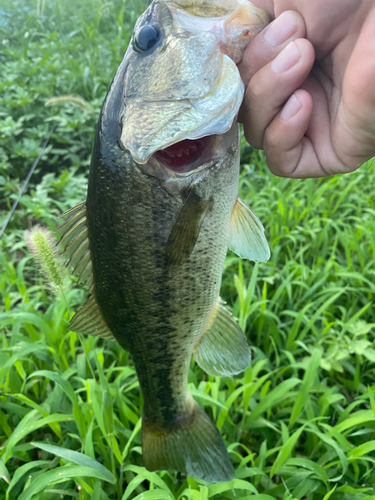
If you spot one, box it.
[154,136,209,172]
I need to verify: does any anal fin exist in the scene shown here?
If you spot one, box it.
[194,299,251,376]
[70,294,115,340]
[229,196,270,262]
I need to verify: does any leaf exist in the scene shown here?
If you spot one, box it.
[11,393,61,438]
[363,349,375,362]
[91,481,108,500]
[248,378,301,423]
[306,424,348,480]
[208,478,258,496]
[235,467,266,479]
[348,440,375,459]
[334,410,375,433]
[0,459,10,484]
[179,490,202,500]
[122,418,142,460]
[122,465,173,499]
[6,461,49,499]
[3,412,72,463]
[189,388,226,409]
[270,424,307,477]
[28,370,86,436]
[30,442,115,483]
[287,457,328,485]
[28,370,78,408]
[291,477,317,498]
[217,372,273,430]
[240,496,275,500]
[297,291,344,342]
[131,492,175,500]
[17,465,112,500]
[322,485,337,500]
[289,349,322,425]
[0,342,49,385]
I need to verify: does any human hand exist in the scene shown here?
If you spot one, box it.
[238,0,375,177]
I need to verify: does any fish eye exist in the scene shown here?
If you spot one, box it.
[133,24,161,52]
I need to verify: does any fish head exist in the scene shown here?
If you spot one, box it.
[115,0,268,182]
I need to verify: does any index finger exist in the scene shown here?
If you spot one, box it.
[238,10,306,87]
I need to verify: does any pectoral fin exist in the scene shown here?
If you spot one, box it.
[166,190,210,267]
[193,299,251,376]
[229,196,270,262]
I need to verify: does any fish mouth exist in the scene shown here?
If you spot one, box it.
[153,136,210,173]
[142,123,238,182]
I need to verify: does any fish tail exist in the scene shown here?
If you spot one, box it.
[142,400,235,483]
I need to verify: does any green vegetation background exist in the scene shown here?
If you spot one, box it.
[1,0,375,498]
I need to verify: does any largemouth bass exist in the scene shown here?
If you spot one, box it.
[57,0,270,483]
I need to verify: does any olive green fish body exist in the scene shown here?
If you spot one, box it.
[58,0,271,483]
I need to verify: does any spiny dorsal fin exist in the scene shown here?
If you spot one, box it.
[229,196,270,262]
[193,299,251,376]
[56,201,93,292]
[70,294,115,340]
[166,190,211,267]
[57,202,114,340]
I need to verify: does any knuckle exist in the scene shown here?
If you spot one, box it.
[265,156,285,177]
[264,127,281,152]
[242,85,268,149]
[264,129,291,177]
[247,75,266,103]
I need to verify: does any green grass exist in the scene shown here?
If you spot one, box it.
[1,1,375,499]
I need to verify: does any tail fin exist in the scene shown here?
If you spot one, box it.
[142,401,235,483]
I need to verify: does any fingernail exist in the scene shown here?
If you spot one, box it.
[271,41,300,73]
[264,11,298,46]
[280,94,301,121]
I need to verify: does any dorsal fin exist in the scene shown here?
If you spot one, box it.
[193,299,251,376]
[56,202,115,340]
[56,201,93,293]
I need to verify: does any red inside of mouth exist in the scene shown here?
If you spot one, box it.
[155,137,208,169]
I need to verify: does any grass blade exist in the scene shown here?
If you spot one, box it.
[17,465,112,500]
[30,442,115,483]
